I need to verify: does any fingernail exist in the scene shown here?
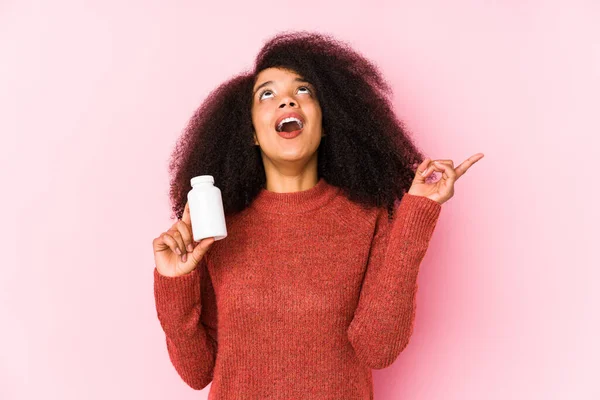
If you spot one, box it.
[421,168,428,175]
[182,253,187,262]
[176,248,182,255]
[187,244,194,252]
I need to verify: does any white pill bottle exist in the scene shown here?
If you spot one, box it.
[187,175,228,242]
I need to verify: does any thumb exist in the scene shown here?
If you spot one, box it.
[189,237,216,265]
[413,158,432,183]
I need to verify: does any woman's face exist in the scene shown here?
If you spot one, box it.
[251,67,323,166]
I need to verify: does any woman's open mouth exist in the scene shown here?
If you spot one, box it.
[274,113,305,139]
[277,127,303,139]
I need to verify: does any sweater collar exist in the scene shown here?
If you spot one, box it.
[250,177,341,214]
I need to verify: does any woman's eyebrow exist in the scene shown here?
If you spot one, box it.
[253,77,312,96]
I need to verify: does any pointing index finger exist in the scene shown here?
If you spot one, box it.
[455,153,484,179]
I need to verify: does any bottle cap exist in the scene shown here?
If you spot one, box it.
[190,175,214,186]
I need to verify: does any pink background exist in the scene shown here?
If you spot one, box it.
[2,1,598,399]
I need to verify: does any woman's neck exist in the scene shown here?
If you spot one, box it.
[262,154,320,193]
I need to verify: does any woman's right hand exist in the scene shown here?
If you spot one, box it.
[153,201,215,277]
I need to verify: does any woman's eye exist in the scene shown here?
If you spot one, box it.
[259,86,311,101]
[259,90,273,100]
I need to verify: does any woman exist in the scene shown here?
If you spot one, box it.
[152,31,483,399]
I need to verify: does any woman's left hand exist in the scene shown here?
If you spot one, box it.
[408,153,485,205]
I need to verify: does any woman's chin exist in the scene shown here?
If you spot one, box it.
[258,134,320,163]
[277,151,306,162]
[274,144,315,162]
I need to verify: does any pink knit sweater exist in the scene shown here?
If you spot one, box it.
[154,177,442,399]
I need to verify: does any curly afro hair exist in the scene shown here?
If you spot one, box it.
[167,31,432,221]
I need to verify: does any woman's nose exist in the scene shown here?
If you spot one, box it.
[278,98,297,108]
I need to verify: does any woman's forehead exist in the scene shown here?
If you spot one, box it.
[255,67,304,84]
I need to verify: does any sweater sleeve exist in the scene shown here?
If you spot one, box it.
[153,257,218,390]
[347,193,442,369]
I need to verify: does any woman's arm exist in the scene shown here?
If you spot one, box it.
[347,193,442,369]
[154,257,218,390]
